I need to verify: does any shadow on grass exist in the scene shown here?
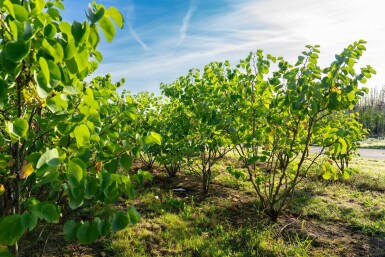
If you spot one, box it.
[284,185,385,257]
[124,165,385,257]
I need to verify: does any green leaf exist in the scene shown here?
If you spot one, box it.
[22,22,34,41]
[124,181,136,199]
[104,182,119,203]
[41,39,64,63]
[128,207,140,225]
[63,220,78,241]
[119,153,132,171]
[137,170,153,181]
[86,3,105,24]
[31,0,46,13]
[322,171,332,180]
[39,57,50,84]
[93,49,103,62]
[0,215,25,246]
[68,186,84,209]
[36,70,52,98]
[71,21,83,44]
[64,37,77,60]
[106,7,123,28]
[97,219,111,237]
[59,21,72,37]
[47,7,61,21]
[0,53,19,73]
[36,148,59,169]
[104,158,118,173]
[74,124,90,147]
[132,170,153,186]
[85,178,98,198]
[44,23,57,39]
[112,211,129,232]
[36,202,60,223]
[76,221,99,244]
[359,77,367,84]
[98,16,115,42]
[99,172,112,191]
[346,91,355,101]
[3,40,31,63]
[53,1,64,10]
[8,21,18,39]
[343,170,351,180]
[63,85,79,95]
[339,139,347,154]
[21,212,37,231]
[65,57,78,74]
[47,59,61,86]
[74,47,89,73]
[12,4,28,22]
[143,132,162,145]
[3,1,15,18]
[88,24,100,48]
[321,163,333,180]
[68,158,85,188]
[347,58,354,68]
[6,118,28,139]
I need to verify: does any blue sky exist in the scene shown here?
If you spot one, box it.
[62,0,385,94]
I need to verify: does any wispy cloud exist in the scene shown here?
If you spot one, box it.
[128,24,151,51]
[125,0,150,52]
[178,0,196,46]
[92,0,385,94]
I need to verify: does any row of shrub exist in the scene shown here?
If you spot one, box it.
[0,0,375,255]
[132,43,373,222]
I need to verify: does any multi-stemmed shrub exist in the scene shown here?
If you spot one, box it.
[0,1,153,255]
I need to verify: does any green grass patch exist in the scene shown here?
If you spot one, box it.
[359,138,385,149]
[105,155,385,256]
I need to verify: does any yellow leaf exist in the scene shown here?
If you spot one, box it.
[20,161,34,179]
[0,184,5,196]
[24,163,34,177]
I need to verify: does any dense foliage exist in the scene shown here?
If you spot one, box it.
[0,1,156,256]
[159,41,373,221]
[0,0,375,255]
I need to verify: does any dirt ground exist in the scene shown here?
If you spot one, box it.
[19,163,385,257]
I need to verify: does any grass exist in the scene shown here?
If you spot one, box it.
[290,157,385,236]
[107,196,312,257]
[359,138,385,149]
[102,154,385,257]
[347,157,385,191]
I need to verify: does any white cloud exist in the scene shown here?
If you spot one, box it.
[95,0,385,93]
[178,0,197,46]
[128,24,151,52]
[209,0,385,86]
[124,0,150,52]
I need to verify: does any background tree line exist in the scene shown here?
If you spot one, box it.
[355,85,385,138]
